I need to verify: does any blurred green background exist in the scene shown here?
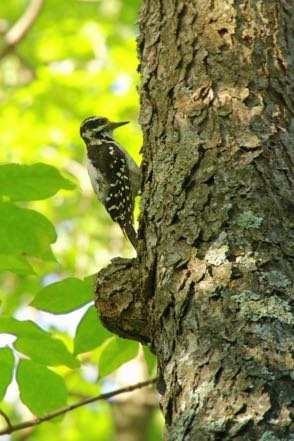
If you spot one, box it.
[0,0,162,439]
[1,0,142,280]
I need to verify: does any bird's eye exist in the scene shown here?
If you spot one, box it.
[97,118,107,125]
[80,116,108,134]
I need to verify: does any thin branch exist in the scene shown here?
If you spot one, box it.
[0,378,157,436]
[5,0,44,46]
[0,0,45,59]
[0,409,12,429]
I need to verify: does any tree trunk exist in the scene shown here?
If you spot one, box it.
[96,0,294,439]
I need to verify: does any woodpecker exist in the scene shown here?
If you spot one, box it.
[80,116,141,249]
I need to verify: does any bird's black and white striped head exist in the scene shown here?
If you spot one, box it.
[80,116,129,144]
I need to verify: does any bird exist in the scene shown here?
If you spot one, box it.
[80,116,141,249]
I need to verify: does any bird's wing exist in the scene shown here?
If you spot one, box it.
[91,141,136,245]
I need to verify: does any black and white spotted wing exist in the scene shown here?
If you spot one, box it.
[88,140,137,247]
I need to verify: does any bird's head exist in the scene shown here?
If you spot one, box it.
[80,116,129,143]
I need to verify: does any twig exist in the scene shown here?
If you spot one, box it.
[0,0,45,59]
[0,409,12,429]
[0,378,157,435]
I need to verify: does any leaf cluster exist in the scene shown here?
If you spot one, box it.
[0,0,160,439]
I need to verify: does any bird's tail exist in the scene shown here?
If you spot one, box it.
[122,223,137,250]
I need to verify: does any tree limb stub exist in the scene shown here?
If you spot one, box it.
[94,258,152,344]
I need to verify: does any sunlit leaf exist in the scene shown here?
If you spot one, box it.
[14,337,80,368]
[0,347,14,401]
[0,254,35,275]
[0,202,56,261]
[99,336,139,378]
[83,274,95,290]
[0,163,75,201]
[0,316,50,339]
[143,345,157,376]
[17,360,67,417]
[74,305,113,355]
[31,277,93,314]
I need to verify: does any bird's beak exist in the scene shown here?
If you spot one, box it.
[107,120,129,130]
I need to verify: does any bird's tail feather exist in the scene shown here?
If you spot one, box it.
[122,224,137,250]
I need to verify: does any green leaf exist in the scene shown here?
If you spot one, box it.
[143,346,157,376]
[0,316,50,339]
[0,202,56,261]
[74,305,113,355]
[0,163,75,201]
[0,254,35,275]
[0,347,14,401]
[17,360,67,417]
[83,274,95,290]
[99,337,139,378]
[14,337,80,368]
[31,277,93,314]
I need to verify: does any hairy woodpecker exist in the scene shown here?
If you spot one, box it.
[80,116,141,249]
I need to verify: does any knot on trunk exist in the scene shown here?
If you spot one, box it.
[94,257,151,344]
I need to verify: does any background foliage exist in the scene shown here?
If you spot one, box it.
[0,0,161,439]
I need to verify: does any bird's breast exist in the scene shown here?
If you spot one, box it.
[87,159,107,204]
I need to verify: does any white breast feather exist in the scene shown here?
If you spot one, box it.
[87,159,106,204]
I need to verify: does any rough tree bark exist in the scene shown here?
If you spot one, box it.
[95,1,294,440]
